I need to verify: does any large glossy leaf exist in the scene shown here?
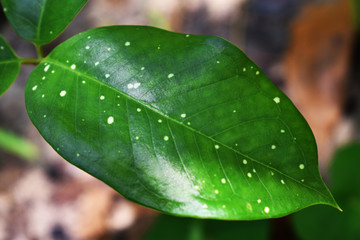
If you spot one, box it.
[1,0,87,45]
[25,26,339,220]
[0,34,20,96]
[292,142,360,240]
[144,214,269,240]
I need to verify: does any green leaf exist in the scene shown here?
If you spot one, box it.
[292,142,360,240]
[25,26,338,220]
[1,0,87,45]
[144,214,269,240]
[0,34,20,96]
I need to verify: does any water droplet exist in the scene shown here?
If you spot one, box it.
[95,62,99,66]
[85,46,90,49]
[301,179,305,182]
[215,145,220,150]
[247,173,252,178]
[280,129,285,133]
[186,34,190,37]
[271,145,276,150]
[70,64,76,70]
[137,108,141,112]
[214,190,219,194]
[135,136,139,140]
[76,153,80,157]
[168,73,174,78]
[105,74,110,78]
[107,48,111,51]
[127,83,134,89]
[203,204,208,209]
[82,81,86,84]
[100,95,105,100]
[42,76,46,80]
[125,41,131,46]
[141,67,145,71]
[158,119,162,123]
[59,90,66,97]
[194,186,199,190]
[163,136,169,141]
[257,199,261,203]
[243,159,247,164]
[243,67,246,72]
[216,60,220,64]
[43,115,47,118]
[256,71,260,75]
[253,168,256,173]
[32,85,38,91]
[133,83,141,89]
[281,179,285,184]
[222,205,226,208]
[41,94,45,98]
[181,113,186,118]
[299,164,305,170]
[51,70,55,74]
[107,116,114,124]
[221,178,226,184]
[187,122,191,125]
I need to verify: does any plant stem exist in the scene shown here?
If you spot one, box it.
[35,44,44,59]
[21,58,40,65]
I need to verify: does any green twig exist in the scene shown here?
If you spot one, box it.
[35,44,44,59]
[21,58,40,65]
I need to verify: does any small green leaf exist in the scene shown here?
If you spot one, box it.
[0,128,39,161]
[1,0,87,45]
[0,34,20,96]
[144,214,270,240]
[292,142,360,240]
[25,26,338,220]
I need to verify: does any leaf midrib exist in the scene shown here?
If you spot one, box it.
[43,58,332,200]
[35,0,47,44]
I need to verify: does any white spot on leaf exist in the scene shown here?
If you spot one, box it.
[125,41,131,46]
[168,73,174,78]
[264,207,270,213]
[299,164,305,170]
[107,116,114,124]
[137,108,141,112]
[100,95,105,100]
[215,145,220,150]
[243,159,247,164]
[59,90,66,97]
[221,178,226,184]
[163,136,169,141]
[273,97,280,104]
[70,64,76,70]
[44,65,50,72]
[181,113,186,118]
[32,85,38,91]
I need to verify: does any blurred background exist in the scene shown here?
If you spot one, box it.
[0,0,359,239]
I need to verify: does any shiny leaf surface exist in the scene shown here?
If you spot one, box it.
[1,0,87,45]
[25,26,338,220]
[0,34,20,96]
